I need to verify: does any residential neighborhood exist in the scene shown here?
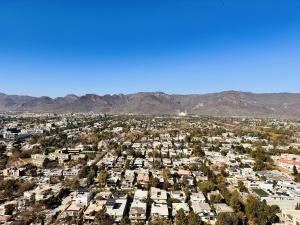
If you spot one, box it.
[0,113,300,225]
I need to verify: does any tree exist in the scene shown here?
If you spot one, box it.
[97,170,109,187]
[70,178,80,190]
[272,180,278,189]
[175,209,188,225]
[86,165,98,185]
[163,179,170,190]
[125,159,131,169]
[193,145,205,157]
[293,165,298,175]
[229,191,242,212]
[216,213,236,225]
[148,177,160,189]
[149,218,170,225]
[220,150,227,156]
[187,211,202,225]
[210,193,222,204]
[94,208,114,225]
[253,158,266,171]
[245,195,279,225]
[0,144,6,153]
[4,204,15,215]
[120,216,131,225]
[198,181,216,194]
[237,181,248,193]
[79,165,90,178]
[42,158,50,168]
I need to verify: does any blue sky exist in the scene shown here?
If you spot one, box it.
[1,0,300,97]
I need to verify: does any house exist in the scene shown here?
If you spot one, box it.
[113,191,128,200]
[31,154,48,167]
[129,201,147,222]
[276,158,300,171]
[214,203,234,214]
[122,178,134,188]
[2,167,25,177]
[134,189,148,202]
[163,158,172,168]
[182,148,192,156]
[83,199,106,222]
[279,210,300,225]
[64,201,84,217]
[193,171,208,182]
[106,176,119,188]
[151,203,169,219]
[98,140,109,149]
[172,203,190,216]
[262,194,299,210]
[32,183,62,202]
[95,191,111,200]
[191,202,215,223]
[150,187,168,204]
[178,169,191,176]
[63,168,80,177]
[137,172,150,187]
[129,189,148,222]
[170,191,186,203]
[75,189,93,206]
[134,158,144,168]
[49,149,70,164]
[190,192,206,203]
[66,144,84,154]
[207,190,223,202]
[102,154,116,168]
[105,198,127,222]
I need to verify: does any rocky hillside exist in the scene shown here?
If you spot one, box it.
[1,91,300,118]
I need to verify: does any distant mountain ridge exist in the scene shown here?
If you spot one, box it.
[1,91,300,118]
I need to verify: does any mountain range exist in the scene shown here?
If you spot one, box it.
[1,91,300,118]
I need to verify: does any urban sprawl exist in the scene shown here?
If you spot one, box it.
[1,113,300,225]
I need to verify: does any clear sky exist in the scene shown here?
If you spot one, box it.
[1,0,300,97]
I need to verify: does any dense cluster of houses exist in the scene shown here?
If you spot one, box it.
[0,114,300,224]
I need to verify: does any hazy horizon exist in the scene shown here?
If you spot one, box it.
[3,89,300,99]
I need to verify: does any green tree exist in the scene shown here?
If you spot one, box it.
[4,204,15,215]
[253,158,266,171]
[120,216,131,225]
[237,181,248,193]
[187,211,202,225]
[125,159,131,169]
[216,213,236,225]
[94,208,114,225]
[70,178,80,190]
[148,177,160,189]
[229,191,242,212]
[198,181,216,194]
[293,165,298,175]
[193,145,205,157]
[42,158,50,168]
[175,209,188,225]
[79,165,90,178]
[97,170,109,187]
[210,193,222,204]
[245,195,279,225]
